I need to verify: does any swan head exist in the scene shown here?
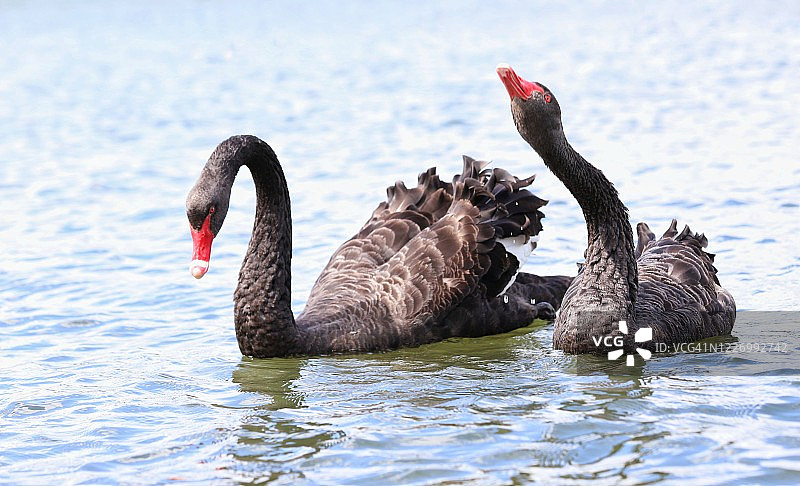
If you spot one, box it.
[496,64,563,154]
[186,163,232,279]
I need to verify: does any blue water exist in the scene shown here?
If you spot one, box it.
[2,1,799,483]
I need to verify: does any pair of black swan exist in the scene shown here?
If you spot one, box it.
[187,136,571,357]
[496,64,735,353]
[186,68,735,358]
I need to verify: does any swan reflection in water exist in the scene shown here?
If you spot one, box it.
[226,324,671,478]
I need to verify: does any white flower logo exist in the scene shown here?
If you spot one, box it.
[607,320,653,366]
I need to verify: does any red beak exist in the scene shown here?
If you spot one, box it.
[496,63,544,100]
[190,213,214,279]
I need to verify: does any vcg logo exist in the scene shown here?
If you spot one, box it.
[591,320,653,366]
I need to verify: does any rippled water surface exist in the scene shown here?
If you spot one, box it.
[2,1,800,483]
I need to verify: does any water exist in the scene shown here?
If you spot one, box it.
[1,1,799,483]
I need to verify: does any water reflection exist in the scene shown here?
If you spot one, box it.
[226,322,660,481]
[233,358,306,410]
[222,314,800,482]
[231,358,347,481]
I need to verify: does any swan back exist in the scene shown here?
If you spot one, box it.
[295,156,549,351]
[635,219,736,345]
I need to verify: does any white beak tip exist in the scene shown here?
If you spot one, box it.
[190,260,209,279]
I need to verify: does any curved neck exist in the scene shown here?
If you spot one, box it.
[534,136,638,312]
[209,136,300,356]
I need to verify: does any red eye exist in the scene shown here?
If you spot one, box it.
[209,206,216,214]
[544,94,552,103]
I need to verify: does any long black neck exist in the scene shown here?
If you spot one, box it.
[207,136,300,357]
[534,133,638,313]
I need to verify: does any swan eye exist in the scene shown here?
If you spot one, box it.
[544,94,552,103]
[209,206,216,214]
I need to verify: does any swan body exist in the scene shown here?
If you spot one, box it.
[497,65,735,354]
[186,135,572,357]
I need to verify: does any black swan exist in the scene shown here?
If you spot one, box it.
[496,64,736,354]
[186,135,573,357]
